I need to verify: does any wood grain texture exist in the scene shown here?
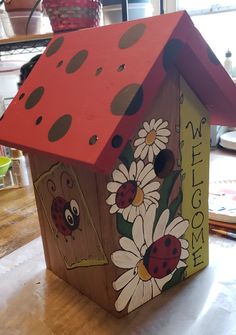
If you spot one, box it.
[29,153,123,316]
[28,69,182,317]
[131,68,181,204]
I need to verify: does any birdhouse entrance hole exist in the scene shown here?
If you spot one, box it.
[154,149,175,178]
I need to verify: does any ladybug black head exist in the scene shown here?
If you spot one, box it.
[63,199,80,231]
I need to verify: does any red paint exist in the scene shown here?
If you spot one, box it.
[144,235,181,279]
[0,11,235,172]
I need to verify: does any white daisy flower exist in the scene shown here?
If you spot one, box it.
[106,161,160,223]
[134,118,171,162]
[111,205,189,313]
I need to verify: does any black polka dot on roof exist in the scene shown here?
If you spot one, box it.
[25,87,44,110]
[119,23,146,49]
[35,116,43,125]
[207,46,220,65]
[112,135,123,148]
[111,84,143,116]
[48,114,72,142]
[46,37,64,57]
[66,50,88,74]
[163,39,184,71]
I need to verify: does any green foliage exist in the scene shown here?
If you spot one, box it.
[162,267,186,291]
[119,141,134,170]
[116,213,133,240]
[168,189,183,224]
[154,170,181,229]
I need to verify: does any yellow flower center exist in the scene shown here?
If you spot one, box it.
[145,129,156,145]
[137,260,151,281]
[132,187,144,207]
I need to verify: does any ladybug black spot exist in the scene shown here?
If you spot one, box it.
[154,267,158,274]
[164,237,171,247]
[152,246,157,254]
[162,261,167,268]
[172,248,178,255]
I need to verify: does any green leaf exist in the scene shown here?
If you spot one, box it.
[119,141,134,169]
[168,189,183,223]
[162,267,186,291]
[154,170,181,229]
[116,213,133,239]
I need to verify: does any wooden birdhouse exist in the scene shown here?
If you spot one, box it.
[1,11,236,317]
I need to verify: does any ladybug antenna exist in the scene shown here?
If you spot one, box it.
[60,170,74,196]
[47,179,57,197]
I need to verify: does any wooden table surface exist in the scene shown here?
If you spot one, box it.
[0,185,40,258]
[0,235,236,335]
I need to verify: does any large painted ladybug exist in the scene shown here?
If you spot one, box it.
[51,196,80,240]
[47,172,80,241]
[143,234,181,279]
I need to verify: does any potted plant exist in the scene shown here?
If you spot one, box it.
[0,0,42,35]
[27,0,102,34]
[0,0,42,12]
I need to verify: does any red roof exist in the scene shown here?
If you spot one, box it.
[0,11,236,172]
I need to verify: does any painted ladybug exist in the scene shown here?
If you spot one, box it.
[143,234,181,279]
[116,181,137,208]
[51,196,80,240]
